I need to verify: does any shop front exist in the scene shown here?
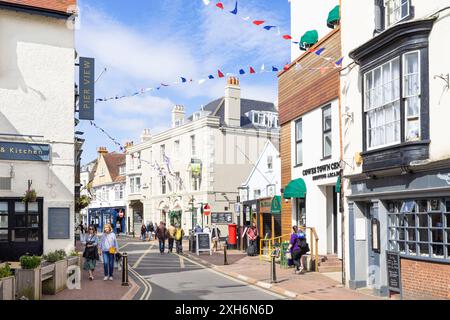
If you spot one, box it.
[258,196,282,240]
[347,167,450,299]
[88,207,126,233]
[240,200,257,251]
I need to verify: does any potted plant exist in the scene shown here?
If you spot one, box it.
[0,263,15,300]
[16,255,42,300]
[67,250,81,267]
[42,250,68,295]
[22,189,37,203]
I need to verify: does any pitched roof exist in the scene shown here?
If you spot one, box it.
[102,153,126,183]
[199,97,276,128]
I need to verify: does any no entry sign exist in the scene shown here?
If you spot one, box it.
[203,204,211,216]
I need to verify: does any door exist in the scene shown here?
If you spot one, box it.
[367,202,380,290]
[333,191,338,254]
[0,199,43,261]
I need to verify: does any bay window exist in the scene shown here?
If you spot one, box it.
[364,50,422,150]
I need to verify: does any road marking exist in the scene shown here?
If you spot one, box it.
[128,266,152,300]
[175,253,285,300]
[257,281,272,289]
[284,290,297,298]
[238,275,249,281]
[132,244,154,268]
[179,255,185,269]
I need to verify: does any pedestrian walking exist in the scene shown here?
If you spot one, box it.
[246,223,259,257]
[82,225,99,281]
[175,224,185,254]
[149,222,155,240]
[156,221,168,254]
[168,223,176,253]
[203,225,211,234]
[212,225,221,252]
[116,220,122,235]
[194,224,203,233]
[99,224,119,281]
[290,226,309,274]
[140,223,147,241]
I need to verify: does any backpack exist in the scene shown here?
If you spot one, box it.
[175,228,183,241]
[297,237,310,255]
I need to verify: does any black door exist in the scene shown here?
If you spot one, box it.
[0,198,43,261]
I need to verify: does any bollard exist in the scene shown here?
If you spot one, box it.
[121,253,129,286]
[270,256,277,283]
[224,243,229,265]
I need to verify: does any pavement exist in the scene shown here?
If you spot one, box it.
[180,241,384,300]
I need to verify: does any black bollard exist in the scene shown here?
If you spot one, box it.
[270,256,277,283]
[121,253,129,286]
[224,243,229,266]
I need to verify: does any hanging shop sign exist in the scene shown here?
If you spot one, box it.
[79,57,95,120]
[302,162,340,181]
[0,141,50,162]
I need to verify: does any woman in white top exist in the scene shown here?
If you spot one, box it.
[99,224,119,281]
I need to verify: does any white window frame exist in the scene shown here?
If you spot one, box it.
[364,56,401,151]
[191,135,196,157]
[403,50,421,142]
[384,0,410,28]
[295,118,303,166]
[161,176,167,195]
[267,156,273,170]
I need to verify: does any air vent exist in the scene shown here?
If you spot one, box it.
[0,177,11,190]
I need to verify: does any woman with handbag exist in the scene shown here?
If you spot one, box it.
[83,225,99,281]
[99,223,119,281]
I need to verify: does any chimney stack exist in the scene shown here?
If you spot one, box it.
[172,105,185,128]
[97,147,108,155]
[224,77,241,127]
[140,129,151,142]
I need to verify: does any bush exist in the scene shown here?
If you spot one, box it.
[19,255,42,269]
[69,250,79,257]
[43,250,67,263]
[0,264,12,279]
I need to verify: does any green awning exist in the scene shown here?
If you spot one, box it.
[327,5,340,29]
[271,196,282,215]
[300,30,319,47]
[335,176,341,193]
[283,178,307,199]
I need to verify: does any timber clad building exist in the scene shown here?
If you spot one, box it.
[278,28,342,260]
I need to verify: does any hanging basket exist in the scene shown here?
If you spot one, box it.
[23,189,37,203]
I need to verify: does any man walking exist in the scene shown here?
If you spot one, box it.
[168,223,176,253]
[175,224,185,254]
[156,221,168,254]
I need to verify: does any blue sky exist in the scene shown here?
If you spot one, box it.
[76,0,292,164]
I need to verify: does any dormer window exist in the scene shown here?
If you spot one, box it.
[193,112,202,121]
[119,165,126,175]
[249,111,279,128]
[385,0,410,27]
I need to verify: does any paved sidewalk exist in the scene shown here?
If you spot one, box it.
[182,243,382,300]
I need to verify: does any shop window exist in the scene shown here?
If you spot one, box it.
[384,0,411,28]
[387,199,449,260]
[0,202,8,242]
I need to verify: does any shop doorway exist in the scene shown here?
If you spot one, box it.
[367,202,380,290]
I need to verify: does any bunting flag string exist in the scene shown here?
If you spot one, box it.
[94,57,343,104]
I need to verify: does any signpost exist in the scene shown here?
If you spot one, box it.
[79,57,95,120]
[196,232,212,256]
[0,141,50,162]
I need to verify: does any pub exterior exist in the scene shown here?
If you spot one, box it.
[341,0,450,299]
[0,0,77,261]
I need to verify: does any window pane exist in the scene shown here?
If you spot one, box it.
[389,228,397,240]
[407,242,417,254]
[296,120,302,141]
[28,229,39,242]
[28,202,38,213]
[323,132,332,157]
[12,229,26,242]
[432,244,444,257]
[15,215,27,228]
[432,229,443,243]
[445,201,450,212]
[0,215,7,228]
[430,213,443,227]
[0,230,7,241]
[392,58,400,99]
[399,227,406,241]
[446,214,450,228]
[419,243,430,256]
[418,228,428,242]
[401,201,416,213]
[418,200,428,212]
[430,199,440,211]
[389,240,398,251]
[296,142,303,165]
[417,214,428,228]
[15,202,25,213]
[399,241,406,254]
[407,228,416,241]
[388,214,397,227]
[28,215,39,228]
[406,214,416,227]
[0,202,7,213]
[323,107,332,131]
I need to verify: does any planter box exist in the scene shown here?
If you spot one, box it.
[42,260,67,295]
[16,268,41,300]
[0,276,16,300]
[67,256,80,268]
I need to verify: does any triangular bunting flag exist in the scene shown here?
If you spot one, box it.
[181,77,187,83]
[253,20,265,26]
[283,35,292,40]
[218,70,224,78]
[335,57,344,66]
[264,25,276,30]
[208,75,215,79]
[239,69,245,75]
[216,2,224,9]
[315,48,325,55]
[230,1,238,15]
[249,67,256,74]
[272,66,279,72]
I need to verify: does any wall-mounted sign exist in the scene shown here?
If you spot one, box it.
[79,57,95,120]
[48,208,70,239]
[386,251,402,293]
[0,141,50,162]
[302,162,340,181]
[211,212,233,224]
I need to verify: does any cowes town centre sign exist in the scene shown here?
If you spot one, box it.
[0,141,50,162]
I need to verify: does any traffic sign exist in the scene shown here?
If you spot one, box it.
[203,204,211,216]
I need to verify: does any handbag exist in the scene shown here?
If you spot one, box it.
[106,234,117,254]
[285,251,292,260]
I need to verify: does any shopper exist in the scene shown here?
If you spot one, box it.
[116,220,122,235]
[149,222,155,241]
[156,221,168,254]
[168,223,176,253]
[140,223,147,241]
[99,224,119,281]
[175,224,185,254]
[82,225,99,281]
[290,226,309,274]
[212,225,221,252]
[246,223,259,257]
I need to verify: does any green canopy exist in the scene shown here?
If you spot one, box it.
[283,178,307,199]
[335,176,341,193]
[271,196,282,215]
[327,5,340,29]
[300,30,319,47]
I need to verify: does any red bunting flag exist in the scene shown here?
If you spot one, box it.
[218,70,224,78]
[284,64,290,71]
[253,20,265,26]
[216,2,224,9]
[249,67,256,74]
[282,35,292,40]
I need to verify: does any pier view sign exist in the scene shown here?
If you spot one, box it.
[0,141,50,162]
[79,57,95,120]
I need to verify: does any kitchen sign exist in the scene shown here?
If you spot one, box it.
[0,141,50,162]
[79,57,95,120]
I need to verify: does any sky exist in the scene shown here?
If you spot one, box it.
[76,0,293,164]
